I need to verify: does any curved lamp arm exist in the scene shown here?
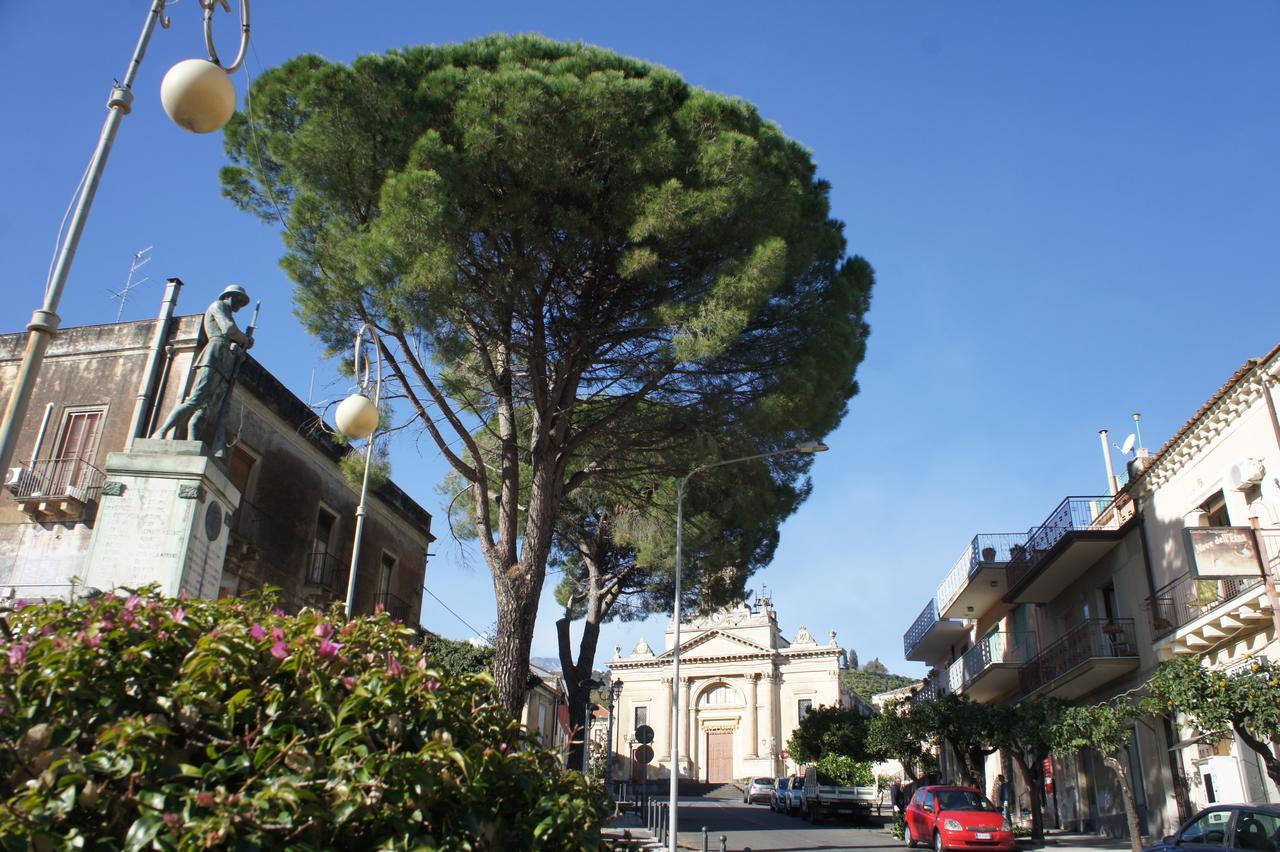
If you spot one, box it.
[202,0,251,73]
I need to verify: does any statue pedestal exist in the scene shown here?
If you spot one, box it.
[82,439,241,599]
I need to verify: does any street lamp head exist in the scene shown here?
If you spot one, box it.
[335,393,379,439]
[160,59,236,133]
[793,440,829,454]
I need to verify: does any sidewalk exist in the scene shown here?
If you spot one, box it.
[602,810,666,850]
[1018,831,1141,852]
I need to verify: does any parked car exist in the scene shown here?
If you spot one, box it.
[743,777,773,805]
[803,765,877,824]
[770,776,792,812]
[903,785,1013,852]
[785,774,807,816]
[1144,804,1280,852]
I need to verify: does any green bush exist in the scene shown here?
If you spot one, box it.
[890,813,906,839]
[0,590,607,849]
[812,754,874,787]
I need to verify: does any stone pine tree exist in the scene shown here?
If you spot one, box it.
[221,35,874,717]
[1050,698,1156,852]
[1151,655,1280,789]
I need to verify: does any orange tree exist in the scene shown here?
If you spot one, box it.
[1151,655,1280,789]
[0,590,605,848]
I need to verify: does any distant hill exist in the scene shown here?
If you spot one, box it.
[842,668,917,702]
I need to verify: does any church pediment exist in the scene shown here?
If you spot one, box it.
[658,629,773,660]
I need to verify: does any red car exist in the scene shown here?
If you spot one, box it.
[903,785,1013,852]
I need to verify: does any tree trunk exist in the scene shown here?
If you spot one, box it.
[951,741,978,787]
[1102,754,1143,852]
[557,615,603,771]
[493,574,541,720]
[1011,751,1046,839]
[1233,723,1280,789]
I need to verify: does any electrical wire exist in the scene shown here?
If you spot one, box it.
[422,585,487,640]
[243,46,292,236]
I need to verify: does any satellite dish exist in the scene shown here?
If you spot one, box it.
[1121,434,1137,455]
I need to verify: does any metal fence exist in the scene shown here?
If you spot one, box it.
[377,591,412,623]
[936,533,1026,613]
[305,550,346,597]
[1006,496,1119,589]
[1019,618,1136,694]
[903,598,941,658]
[1147,571,1264,638]
[9,457,105,503]
[960,630,1037,682]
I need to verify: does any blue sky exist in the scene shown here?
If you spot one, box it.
[2,2,1277,677]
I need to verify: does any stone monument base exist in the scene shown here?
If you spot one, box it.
[81,439,241,599]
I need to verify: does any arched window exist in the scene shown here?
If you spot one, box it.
[699,683,739,707]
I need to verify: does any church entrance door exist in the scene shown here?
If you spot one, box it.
[706,731,734,783]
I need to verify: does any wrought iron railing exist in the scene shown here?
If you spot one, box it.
[961,631,1037,683]
[1147,572,1264,638]
[1019,618,1137,695]
[377,591,412,623]
[904,598,943,658]
[9,458,105,503]
[936,532,1026,613]
[1006,496,1121,589]
[305,550,345,597]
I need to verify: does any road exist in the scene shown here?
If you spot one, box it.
[674,800,902,852]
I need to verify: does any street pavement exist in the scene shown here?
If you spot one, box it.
[674,800,900,851]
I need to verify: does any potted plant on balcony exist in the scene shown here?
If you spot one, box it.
[1101,621,1125,635]
[981,546,997,563]
[1009,544,1026,563]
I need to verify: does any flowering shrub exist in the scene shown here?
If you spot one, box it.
[0,590,607,848]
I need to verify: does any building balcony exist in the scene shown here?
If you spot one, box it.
[1019,618,1139,699]
[304,550,346,599]
[960,631,1038,702]
[911,674,941,705]
[1005,496,1135,604]
[903,597,969,662]
[376,591,413,623]
[1147,529,1278,660]
[8,457,105,520]
[936,533,1025,619]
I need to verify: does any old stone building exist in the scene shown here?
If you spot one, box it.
[0,279,432,620]
[608,599,851,784]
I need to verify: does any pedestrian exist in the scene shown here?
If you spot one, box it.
[891,779,906,814]
[994,773,1009,818]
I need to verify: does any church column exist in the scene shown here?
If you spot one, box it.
[762,671,780,774]
[746,673,760,757]
[690,706,700,780]
[680,677,692,777]
[661,675,674,774]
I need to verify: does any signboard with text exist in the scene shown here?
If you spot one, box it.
[1184,527,1263,579]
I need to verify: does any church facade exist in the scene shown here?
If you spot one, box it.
[608,600,851,784]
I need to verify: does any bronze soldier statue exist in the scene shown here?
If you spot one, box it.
[156,285,254,458]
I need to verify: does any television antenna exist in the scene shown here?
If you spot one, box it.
[107,246,153,321]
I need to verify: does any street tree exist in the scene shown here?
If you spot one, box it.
[866,699,938,783]
[222,35,874,717]
[991,698,1061,839]
[788,705,873,765]
[1049,698,1156,852]
[928,694,1001,790]
[1150,655,1280,788]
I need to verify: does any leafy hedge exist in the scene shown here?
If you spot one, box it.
[0,590,606,849]
[812,754,874,787]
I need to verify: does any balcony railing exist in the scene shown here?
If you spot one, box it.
[904,599,942,658]
[305,550,346,597]
[962,631,1037,680]
[1147,572,1265,638]
[936,533,1026,614]
[1006,496,1122,590]
[1019,618,1137,695]
[941,656,965,694]
[911,676,940,704]
[9,457,105,503]
[376,591,412,623]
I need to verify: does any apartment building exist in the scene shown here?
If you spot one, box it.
[902,344,1280,841]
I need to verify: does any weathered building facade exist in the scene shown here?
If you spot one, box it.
[609,600,850,784]
[0,280,432,621]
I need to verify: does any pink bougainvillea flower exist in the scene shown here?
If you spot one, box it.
[156,630,168,642]
[8,644,27,668]
[11,600,26,612]
[250,623,267,642]
[273,608,286,617]
[499,742,508,753]
[270,641,289,660]
[425,677,442,693]
[313,622,332,639]
[342,676,357,691]
[417,656,428,673]
[387,655,404,679]
[77,631,102,649]
[195,791,214,808]
[317,638,342,660]
[271,627,285,641]
[171,607,186,624]
[125,594,142,612]
[375,602,385,614]
[40,625,54,636]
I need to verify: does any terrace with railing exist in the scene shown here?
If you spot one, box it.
[305,550,346,598]
[935,532,1026,619]
[8,457,106,518]
[960,630,1037,701]
[1005,496,1132,603]
[377,591,413,623]
[1019,618,1138,699]
[903,597,969,662]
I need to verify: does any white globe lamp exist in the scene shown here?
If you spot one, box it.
[335,393,379,440]
[160,59,236,134]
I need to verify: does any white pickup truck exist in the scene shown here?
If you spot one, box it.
[802,766,876,825]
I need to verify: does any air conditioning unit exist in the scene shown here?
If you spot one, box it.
[4,467,23,488]
[1227,459,1265,491]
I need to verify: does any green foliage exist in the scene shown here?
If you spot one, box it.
[338,441,391,491]
[787,706,871,764]
[842,668,915,702]
[0,591,606,848]
[813,754,874,787]
[865,700,937,782]
[419,629,494,678]
[891,813,907,839]
[1049,698,1153,757]
[860,658,889,675]
[1150,655,1280,784]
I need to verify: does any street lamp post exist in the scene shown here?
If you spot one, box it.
[334,324,383,618]
[0,0,251,478]
[667,440,829,852]
[580,676,604,774]
[607,678,623,791]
